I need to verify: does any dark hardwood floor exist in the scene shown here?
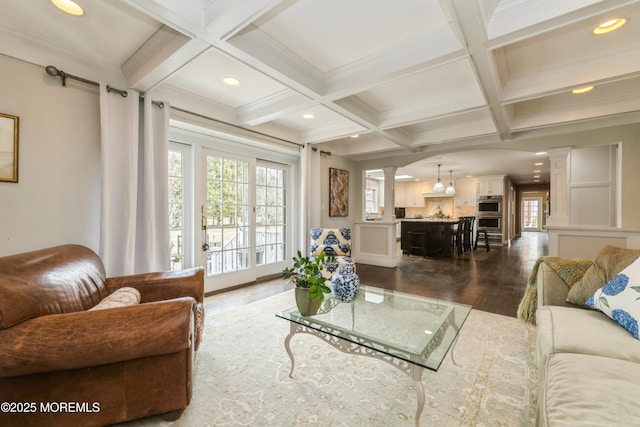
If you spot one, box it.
[205,231,548,318]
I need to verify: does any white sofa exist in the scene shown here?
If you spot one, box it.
[535,257,640,426]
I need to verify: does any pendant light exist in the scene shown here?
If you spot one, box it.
[445,170,456,195]
[433,164,445,192]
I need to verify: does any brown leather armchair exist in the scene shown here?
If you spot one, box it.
[0,245,205,426]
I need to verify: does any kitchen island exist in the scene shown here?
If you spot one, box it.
[400,218,459,257]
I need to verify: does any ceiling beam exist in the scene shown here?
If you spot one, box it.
[238,90,313,126]
[203,0,285,40]
[446,0,513,141]
[122,0,204,37]
[324,33,465,100]
[122,26,210,91]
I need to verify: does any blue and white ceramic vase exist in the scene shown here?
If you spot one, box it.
[331,265,360,303]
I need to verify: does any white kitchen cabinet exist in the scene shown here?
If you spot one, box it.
[453,178,476,206]
[395,181,424,207]
[476,175,505,197]
[394,182,406,207]
[407,181,426,206]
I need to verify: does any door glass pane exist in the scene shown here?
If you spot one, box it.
[168,150,184,270]
[205,154,251,276]
[256,164,287,266]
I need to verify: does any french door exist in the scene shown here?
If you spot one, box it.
[522,197,542,231]
[199,148,290,291]
[255,160,289,273]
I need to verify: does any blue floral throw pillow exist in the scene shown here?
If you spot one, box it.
[587,256,640,339]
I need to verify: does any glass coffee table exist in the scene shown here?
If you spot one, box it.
[276,285,471,427]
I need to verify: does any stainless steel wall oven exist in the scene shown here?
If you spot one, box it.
[477,216,502,231]
[477,195,502,216]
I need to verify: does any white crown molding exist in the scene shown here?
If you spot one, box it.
[301,121,368,144]
[410,117,499,146]
[324,32,465,100]
[510,92,640,131]
[226,25,325,97]
[123,0,205,37]
[332,97,380,128]
[501,46,640,102]
[486,0,640,48]
[203,0,283,40]
[375,88,487,130]
[123,27,210,91]
[488,0,599,40]
[238,89,312,126]
[0,27,125,85]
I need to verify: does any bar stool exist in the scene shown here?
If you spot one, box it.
[452,218,465,256]
[474,228,490,252]
[463,216,475,252]
[407,231,429,258]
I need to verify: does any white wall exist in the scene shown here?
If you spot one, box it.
[0,55,101,256]
[569,144,616,227]
[621,138,640,228]
[317,154,361,229]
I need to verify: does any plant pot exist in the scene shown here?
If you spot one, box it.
[295,287,322,316]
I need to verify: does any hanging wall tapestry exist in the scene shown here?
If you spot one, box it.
[329,167,349,217]
[0,113,19,183]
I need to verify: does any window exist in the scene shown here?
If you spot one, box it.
[255,163,287,266]
[364,169,384,219]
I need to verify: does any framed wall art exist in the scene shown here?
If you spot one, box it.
[0,113,19,183]
[329,167,349,217]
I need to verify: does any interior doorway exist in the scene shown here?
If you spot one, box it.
[522,197,543,232]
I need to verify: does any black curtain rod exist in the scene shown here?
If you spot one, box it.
[43,65,303,148]
[44,65,164,107]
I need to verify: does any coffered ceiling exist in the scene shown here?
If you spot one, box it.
[1,0,639,184]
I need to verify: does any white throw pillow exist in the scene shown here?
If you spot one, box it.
[587,256,640,339]
[89,287,141,311]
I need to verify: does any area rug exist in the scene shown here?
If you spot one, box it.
[123,290,537,426]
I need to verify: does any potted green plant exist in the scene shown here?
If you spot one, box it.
[282,251,332,316]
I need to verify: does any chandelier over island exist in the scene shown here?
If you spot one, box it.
[445,170,456,195]
[433,164,445,192]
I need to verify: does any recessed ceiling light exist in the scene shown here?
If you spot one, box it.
[51,0,85,16]
[223,77,240,86]
[534,162,543,166]
[303,113,315,119]
[534,175,541,178]
[572,86,594,94]
[350,134,360,138]
[534,170,542,173]
[536,151,547,156]
[593,18,627,35]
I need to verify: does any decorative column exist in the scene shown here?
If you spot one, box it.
[382,166,397,222]
[546,147,571,227]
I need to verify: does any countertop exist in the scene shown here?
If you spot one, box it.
[401,218,459,223]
